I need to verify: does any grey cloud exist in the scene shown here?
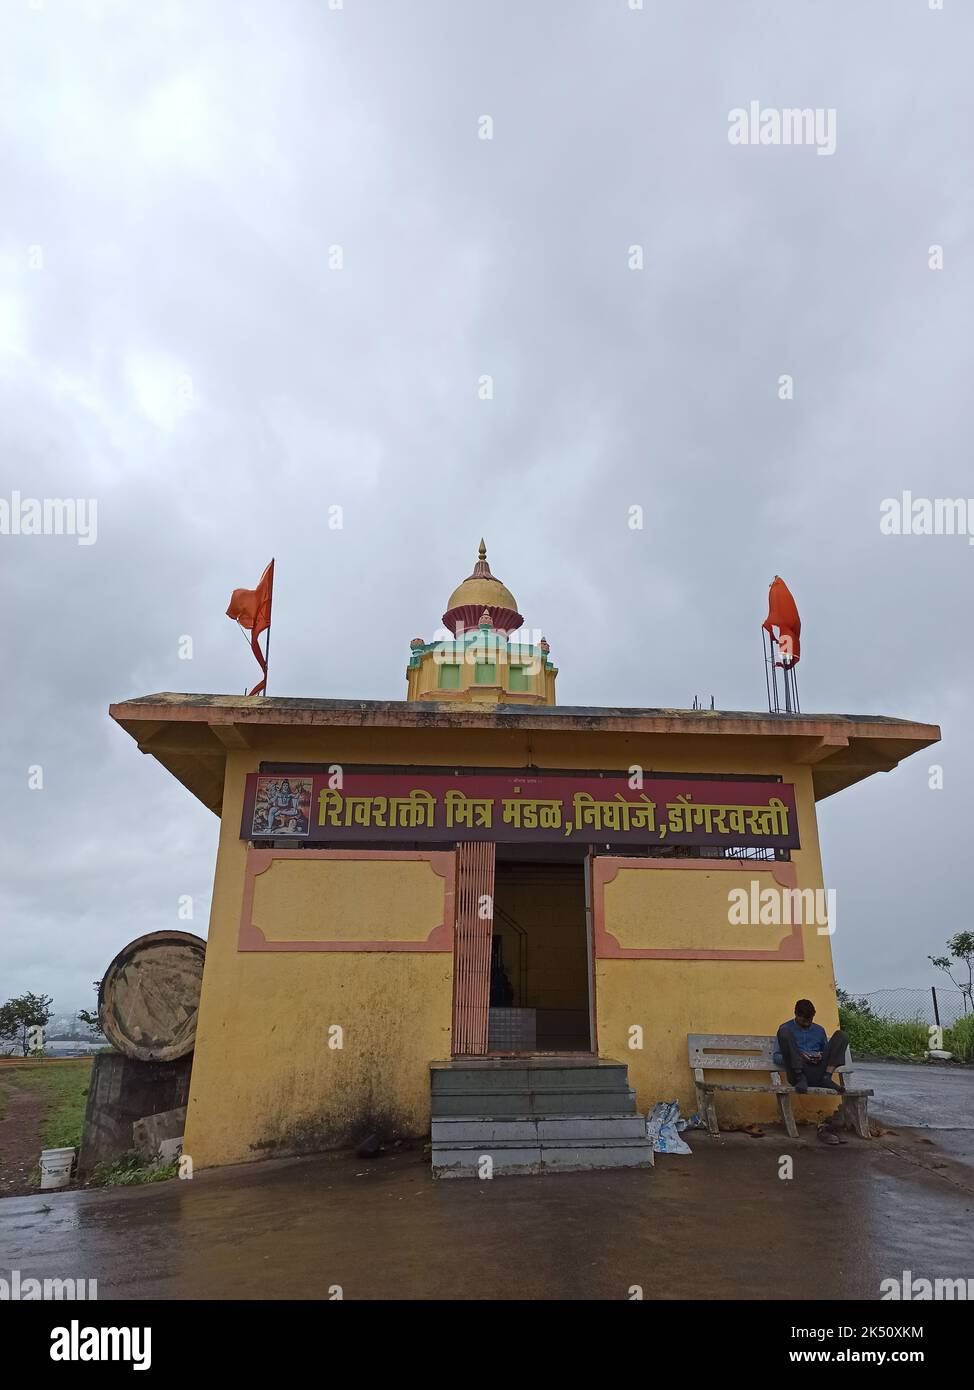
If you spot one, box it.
[1,0,972,1009]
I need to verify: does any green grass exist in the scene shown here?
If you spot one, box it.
[1,1058,92,1148]
[91,1152,179,1187]
[945,1013,974,1061]
[841,1006,974,1061]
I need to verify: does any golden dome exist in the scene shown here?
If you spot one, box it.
[446,540,518,613]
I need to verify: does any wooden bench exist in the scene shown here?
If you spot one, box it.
[688,1033,874,1140]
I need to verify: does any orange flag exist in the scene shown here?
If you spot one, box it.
[226,559,274,695]
[762,575,801,665]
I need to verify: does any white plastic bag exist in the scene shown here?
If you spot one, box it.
[646,1100,693,1154]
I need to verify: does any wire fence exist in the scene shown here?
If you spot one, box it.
[856,987,971,1028]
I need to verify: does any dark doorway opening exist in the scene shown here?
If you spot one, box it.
[489,859,592,1052]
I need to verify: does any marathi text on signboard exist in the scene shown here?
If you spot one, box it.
[241,771,799,850]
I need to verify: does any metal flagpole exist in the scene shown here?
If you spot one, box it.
[235,622,255,694]
[262,559,275,697]
[763,630,773,712]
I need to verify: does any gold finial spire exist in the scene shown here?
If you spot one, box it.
[471,539,492,580]
[443,540,523,634]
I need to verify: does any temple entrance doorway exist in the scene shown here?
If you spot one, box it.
[488,851,593,1053]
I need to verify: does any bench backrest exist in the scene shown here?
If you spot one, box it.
[688,1032,853,1074]
[688,1034,777,1072]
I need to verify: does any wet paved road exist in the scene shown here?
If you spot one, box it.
[1,1120,972,1300]
[856,1062,974,1167]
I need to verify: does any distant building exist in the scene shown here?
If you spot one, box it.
[111,543,939,1173]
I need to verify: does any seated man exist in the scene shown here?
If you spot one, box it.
[775,998,848,1095]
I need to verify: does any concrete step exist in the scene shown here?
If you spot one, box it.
[432,1139,653,1179]
[430,1059,631,1095]
[540,1144,653,1175]
[429,1058,652,1177]
[431,1114,648,1145]
[431,1086,639,1118]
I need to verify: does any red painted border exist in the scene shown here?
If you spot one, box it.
[593,856,804,961]
[238,848,456,953]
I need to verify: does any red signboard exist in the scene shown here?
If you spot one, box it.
[240,770,799,850]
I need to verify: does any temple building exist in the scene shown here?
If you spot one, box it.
[110,543,940,1176]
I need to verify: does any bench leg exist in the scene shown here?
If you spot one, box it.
[777,1091,799,1140]
[840,1095,871,1139]
[696,1082,720,1138]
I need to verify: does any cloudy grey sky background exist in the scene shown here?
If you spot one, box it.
[2,0,972,1017]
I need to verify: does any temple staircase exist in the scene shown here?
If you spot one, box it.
[430,1056,653,1178]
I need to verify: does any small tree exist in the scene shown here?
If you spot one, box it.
[77,979,103,1039]
[929,932,974,1015]
[836,986,873,1017]
[0,992,55,1056]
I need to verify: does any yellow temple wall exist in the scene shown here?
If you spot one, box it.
[183,739,459,1170]
[184,725,841,1167]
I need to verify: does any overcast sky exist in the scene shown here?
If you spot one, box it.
[2,1,972,1018]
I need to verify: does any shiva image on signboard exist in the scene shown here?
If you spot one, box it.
[251,776,312,837]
